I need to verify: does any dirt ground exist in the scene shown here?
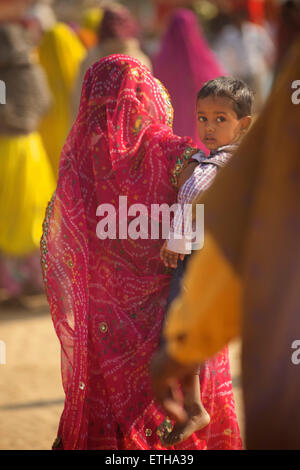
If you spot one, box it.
[0,294,245,450]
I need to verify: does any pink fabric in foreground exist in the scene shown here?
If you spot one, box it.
[153,9,226,152]
[41,55,242,450]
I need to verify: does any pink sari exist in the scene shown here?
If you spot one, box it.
[153,9,226,152]
[41,55,241,450]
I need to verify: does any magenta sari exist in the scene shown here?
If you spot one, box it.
[41,55,241,450]
[153,9,226,152]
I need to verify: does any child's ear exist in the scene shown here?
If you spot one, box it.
[240,116,252,132]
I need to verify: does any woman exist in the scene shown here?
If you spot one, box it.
[0,23,55,300]
[153,8,225,152]
[42,55,242,450]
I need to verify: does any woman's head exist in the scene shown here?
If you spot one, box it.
[76,55,174,171]
[81,55,172,124]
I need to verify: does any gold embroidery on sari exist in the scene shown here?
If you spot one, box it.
[170,146,199,188]
[40,191,56,287]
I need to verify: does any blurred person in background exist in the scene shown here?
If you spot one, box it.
[276,0,300,74]
[73,2,152,115]
[67,7,102,50]
[151,0,195,33]
[21,1,57,46]
[211,0,275,110]
[80,7,103,35]
[0,0,33,23]
[153,8,225,153]
[0,23,55,304]
[38,21,86,179]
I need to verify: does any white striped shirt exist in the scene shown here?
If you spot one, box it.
[167,145,237,254]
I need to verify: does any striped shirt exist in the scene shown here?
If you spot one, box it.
[167,144,238,254]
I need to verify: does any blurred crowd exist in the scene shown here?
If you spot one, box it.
[0,0,299,305]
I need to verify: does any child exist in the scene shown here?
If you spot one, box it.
[159,76,254,446]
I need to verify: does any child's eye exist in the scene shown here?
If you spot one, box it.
[216,116,226,122]
[198,116,206,122]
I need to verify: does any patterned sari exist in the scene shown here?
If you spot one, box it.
[41,55,242,450]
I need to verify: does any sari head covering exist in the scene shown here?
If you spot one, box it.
[153,8,226,152]
[72,3,152,116]
[42,55,203,450]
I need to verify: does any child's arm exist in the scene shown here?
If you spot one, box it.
[161,162,200,268]
[162,159,218,268]
[161,161,200,268]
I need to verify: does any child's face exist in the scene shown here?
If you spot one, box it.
[196,96,251,151]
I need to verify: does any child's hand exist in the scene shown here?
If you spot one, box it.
[160,241,185,268]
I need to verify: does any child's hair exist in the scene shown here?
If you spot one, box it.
[197,76,254,119]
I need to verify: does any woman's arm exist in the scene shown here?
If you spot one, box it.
[178,161,198,189]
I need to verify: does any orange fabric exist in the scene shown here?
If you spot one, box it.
[165,233,242,364]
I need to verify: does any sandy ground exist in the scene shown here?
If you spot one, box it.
[0,294,244,450]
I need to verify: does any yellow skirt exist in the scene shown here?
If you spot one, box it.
[0,132,56,257]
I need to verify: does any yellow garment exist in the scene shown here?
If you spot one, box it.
[165,234,242,364]
[164,39,300,367]
[81,8,103,34]
[0,132,55,257]
[38,23,86,178]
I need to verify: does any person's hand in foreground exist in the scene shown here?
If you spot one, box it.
[150,346,200,424]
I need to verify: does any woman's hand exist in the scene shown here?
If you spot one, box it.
[178,161,198,189]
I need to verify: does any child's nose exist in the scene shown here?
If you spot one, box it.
[205,121,215,132]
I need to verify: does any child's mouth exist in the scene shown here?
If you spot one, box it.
[204,136,216,143]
